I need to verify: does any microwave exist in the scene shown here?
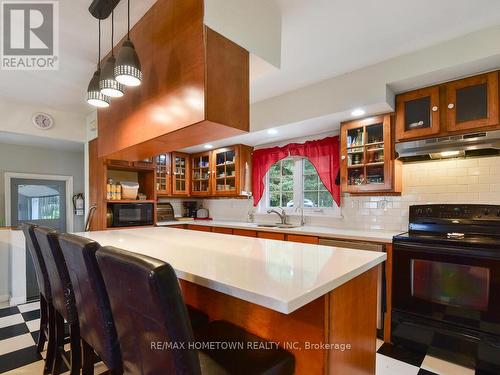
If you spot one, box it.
[110,203,154,227]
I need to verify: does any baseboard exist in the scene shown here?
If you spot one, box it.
[9,295,26,306]
[0,294,9,303]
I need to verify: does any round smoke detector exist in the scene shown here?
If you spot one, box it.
[32,113,54,130]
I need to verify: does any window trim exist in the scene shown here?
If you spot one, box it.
[258,157,341,217]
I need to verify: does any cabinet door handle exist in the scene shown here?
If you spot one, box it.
[432,106,438,112]
[341,155,346,160]
[447,103,455,109]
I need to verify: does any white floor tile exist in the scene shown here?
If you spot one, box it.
[17,301,40,313]
[25,318,40,332]
[376,353,420,375]
[0,314,24,328]
[376,339,384,351]
[2,359,45,374]
[421,355,475,375]
[0,333,35,356]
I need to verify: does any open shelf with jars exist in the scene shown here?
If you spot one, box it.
[341,114,401,194]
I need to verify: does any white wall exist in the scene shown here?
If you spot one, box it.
[203,156,500,232]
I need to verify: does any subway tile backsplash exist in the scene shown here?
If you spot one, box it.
[202,156,500,232]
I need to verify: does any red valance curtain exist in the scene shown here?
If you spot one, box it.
[252,136,340,207]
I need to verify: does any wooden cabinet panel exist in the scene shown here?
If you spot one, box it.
[258,232,285,241]
[286,234,319,244]
[233,229,257,237]
[167,224,186,229]
[172,152,190,196]
[187,224,212,232]
[191,151,212,196]
[445,71,499,132]
[340,114,400,194]
[212,227,233,235]
[396,86,440,141]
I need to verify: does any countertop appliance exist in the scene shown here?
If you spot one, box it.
[109,202,153,227]
[183,201,198,218]
[157,202,175,222]
[392,204,500,372]
[196,207,209,219]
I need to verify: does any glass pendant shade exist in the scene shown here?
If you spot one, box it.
[115,40,142,86]
[87,70,110,108]
[99,55,124,97]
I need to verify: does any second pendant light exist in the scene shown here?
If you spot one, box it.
[99,11,124,98]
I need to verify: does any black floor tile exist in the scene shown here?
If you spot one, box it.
[0,323,29,340]
[377,343,426,367]
[0,307,19,318]
[31,330,39,343]
[0,345,42,373]
[21,309,40,322]
[418,370,438,375]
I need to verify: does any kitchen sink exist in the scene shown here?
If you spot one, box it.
[256,224,300,229]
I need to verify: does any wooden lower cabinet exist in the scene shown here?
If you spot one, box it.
[232,229,257,237]
[286,234,319,244]
[257,232,285,241]
[186,224,212,232]
[168,224,186,229]
[212,227,233,234]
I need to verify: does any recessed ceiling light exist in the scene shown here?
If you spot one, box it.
[351,108,365,117]
[267,128,278,135]
[204,144,213,149]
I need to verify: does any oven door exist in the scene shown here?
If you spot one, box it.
[112,203,153,227]
[393,241,500,335]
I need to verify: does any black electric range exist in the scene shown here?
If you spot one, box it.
[392,204,500,373]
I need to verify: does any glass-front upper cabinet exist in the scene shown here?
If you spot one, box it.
[172,152,190,196]
[445,72,498,132]
[212,146,237,195]
[155,153,171,195]
[341,114,401,193]
[396,86,440,141]
[191,152,211,196]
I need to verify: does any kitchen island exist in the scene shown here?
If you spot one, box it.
[78,227,386,375]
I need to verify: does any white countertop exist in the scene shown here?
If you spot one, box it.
[157,220,400,244]
[76,227,386,314]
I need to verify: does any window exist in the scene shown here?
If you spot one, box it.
[264,157,338,215]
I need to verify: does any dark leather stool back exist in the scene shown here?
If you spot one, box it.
[58,233,122,370]
[21,223,51,301]
[96,246,201,375]
[34,226,77,324]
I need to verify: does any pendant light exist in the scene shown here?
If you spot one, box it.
[115,0,142,86]
[87,20,110,108]
[99,11,124,98]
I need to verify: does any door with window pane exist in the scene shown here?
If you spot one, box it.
[11,178,66,300]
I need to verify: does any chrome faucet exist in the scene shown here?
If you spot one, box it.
[267,208,288,224]
[295,204,305,226]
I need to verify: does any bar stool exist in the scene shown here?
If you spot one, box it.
[21,223,54,373]
[57,233,123,375]
[96,246,295,375]
[34,226,81,375]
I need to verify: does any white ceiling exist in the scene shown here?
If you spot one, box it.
[250,0,500,102]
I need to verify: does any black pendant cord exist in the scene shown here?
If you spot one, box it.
[98,19,101,70]
[111,11,115,57]
[127,0,130,40]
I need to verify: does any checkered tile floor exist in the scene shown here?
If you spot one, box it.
[0,302,479,374]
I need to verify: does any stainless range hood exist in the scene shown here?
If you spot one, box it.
[396,130,500,162]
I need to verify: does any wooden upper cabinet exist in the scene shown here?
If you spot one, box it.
[396,86,440,141]
[191,151,212,196]
[156,153,171,196]
[211,145,253,197]
[445,72,499,132]
[396,71,500,141]
[340,114,401,194]
[172,152,190,196]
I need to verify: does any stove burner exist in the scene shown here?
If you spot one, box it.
[447,232,465,239]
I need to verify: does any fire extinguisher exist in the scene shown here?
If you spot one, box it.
[73,193,84,216]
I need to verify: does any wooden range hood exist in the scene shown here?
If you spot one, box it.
[97,0,249,161]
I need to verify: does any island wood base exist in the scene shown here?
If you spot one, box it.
[180,266,378,375]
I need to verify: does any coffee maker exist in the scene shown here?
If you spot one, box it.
[183,201,198,218]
